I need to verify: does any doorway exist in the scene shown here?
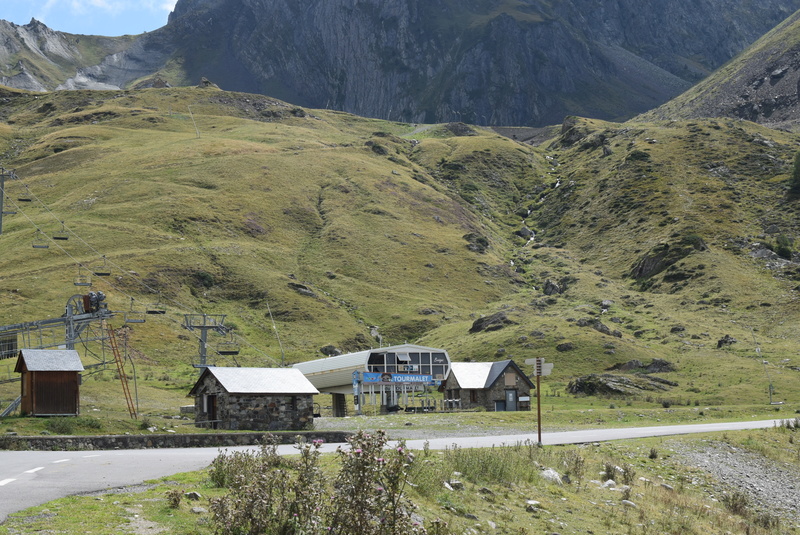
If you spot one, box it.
[505,390,517,411]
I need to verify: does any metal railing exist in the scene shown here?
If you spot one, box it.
[1,396,21,417]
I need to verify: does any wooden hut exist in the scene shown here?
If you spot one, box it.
[15,349,84,416]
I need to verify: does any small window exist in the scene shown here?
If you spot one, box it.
[504,372,516,386]
[397,352,411,362]
[470,390,477,403]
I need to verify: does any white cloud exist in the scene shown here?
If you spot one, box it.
[62,0,176,16]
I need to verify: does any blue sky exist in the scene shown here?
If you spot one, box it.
[1,0,177,36]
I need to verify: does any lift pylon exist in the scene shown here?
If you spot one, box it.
[184,314,229,367]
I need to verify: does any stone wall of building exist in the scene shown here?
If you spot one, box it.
[220,393,315,431]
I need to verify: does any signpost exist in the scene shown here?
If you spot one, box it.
[525,357,553,446]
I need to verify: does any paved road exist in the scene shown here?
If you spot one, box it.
[0,419,783,524]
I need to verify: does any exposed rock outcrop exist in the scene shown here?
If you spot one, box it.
[469,312,517,333]
[567,373,678,396]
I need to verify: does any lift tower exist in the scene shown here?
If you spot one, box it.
[0,292,114,362]
[183,314,230,368]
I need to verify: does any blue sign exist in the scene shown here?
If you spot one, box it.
[363,372,434,385]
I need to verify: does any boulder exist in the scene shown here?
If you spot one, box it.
[541,468,563,485]
[644,359,677,373]
[607,360,644,372]
[516,226,535,239]
[717,334,737,348]
[320,345,341,357]
[543,279,564,295]
[469,311,517,333]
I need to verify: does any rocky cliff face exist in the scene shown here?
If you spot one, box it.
[0,19,140,91]
[3,0,800,126]
[158,0,800,126]
[643,10,800,129]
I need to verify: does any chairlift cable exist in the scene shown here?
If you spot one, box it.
[1,170,278,365]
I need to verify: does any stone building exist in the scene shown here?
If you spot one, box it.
[188,367,319,431]
[440,359,534,411]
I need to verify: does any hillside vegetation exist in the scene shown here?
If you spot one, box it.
[0,85,798,419]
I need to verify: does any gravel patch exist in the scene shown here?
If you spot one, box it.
[670,439,800,526]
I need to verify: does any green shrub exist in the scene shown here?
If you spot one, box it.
[789,149,800,195]
[775,234,793,260]
[210,431,424,535]
[165,488,183,509]
[721,490,749,516]
[45,418,75,435]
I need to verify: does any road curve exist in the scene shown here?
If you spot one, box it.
[0,419,783,524]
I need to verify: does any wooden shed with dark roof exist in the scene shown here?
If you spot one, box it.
[15,349,84,417]
[440,359,534,411]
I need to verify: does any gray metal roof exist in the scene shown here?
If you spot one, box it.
[15,349,84,372]
[449,362,495,389]
[197,367,319,395]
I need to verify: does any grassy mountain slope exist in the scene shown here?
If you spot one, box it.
[0,87,541,363]
[0,86,798,419]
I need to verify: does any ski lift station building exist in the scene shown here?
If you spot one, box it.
[292,344,451,416]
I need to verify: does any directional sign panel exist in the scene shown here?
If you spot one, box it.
[525,358,553,376]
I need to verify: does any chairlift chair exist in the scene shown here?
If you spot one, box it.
[73,267,92,287]
[2,197,16,215]
[146,301,167,315]
[216,336,240,356]
[124,298,146,324]
[92,255,112,277]
[17,185,32,202]
[217,343,240,356]
[52,222,69,241]
[32,230,49,249]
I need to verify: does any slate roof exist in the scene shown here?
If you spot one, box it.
[14,349,84,372]
[190,367,320,395]
[448,359,534,389]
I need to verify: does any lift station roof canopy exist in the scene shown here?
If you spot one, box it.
[293,343,451,394]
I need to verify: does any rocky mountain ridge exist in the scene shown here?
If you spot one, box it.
[643,9,800,130]
[3,0,800,126]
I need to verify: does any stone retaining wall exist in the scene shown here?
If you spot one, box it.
[0,430,352,451]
